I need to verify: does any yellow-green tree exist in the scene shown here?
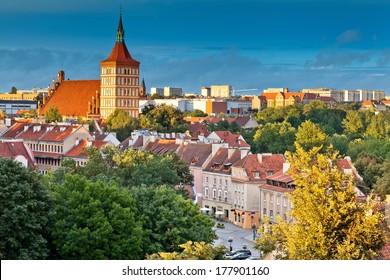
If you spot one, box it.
[146,241,226,260]
[295,120,327,151]
[255,145,386,260]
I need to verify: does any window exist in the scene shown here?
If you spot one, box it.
[213,178,216,184]
[277,196,280,205]
[224,191,228,201]
[225,179,228,186]
[206,177,208,183]
[283,197,287,207]
[219,179,222,185]
[263,208,267,216]
[270,194,274,204]
[218,190,222,199]
[283,214,287,221]
[205,188,209,197]
[270,210,274,219]
[213,189,216,198]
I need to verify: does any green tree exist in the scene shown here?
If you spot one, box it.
[342,110,364,137]
[365,113,389,139]
[255,145,386,259]
[303,100,327,115]
[44,106,62,123]
[10,86,17,94]
[295,120,327,151]
[50,175,143,259]
[328,134,349,156]
[106,110,140,142]
[253,122,296,153]
[0,158,52,259]
[347,139,390,162]
[131,186,215,256]
[373,164,390,201]
[140,104,188,133]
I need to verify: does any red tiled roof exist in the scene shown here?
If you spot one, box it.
[233,154,285,181]
[203,147,242,174]
[211,131,250,148]
[176,143,212,167]
[337,157,362,180]
[65,139,108,158]
[0,141,36,167]
[260,182,294,193]
[143,139,180,156]
[40,80,100,118]
[40,126,79,142]
[101,43,140,66]
[0,122,27,139]
[188,123,209,137]
[379,240,390,260]
[266,170,294,183]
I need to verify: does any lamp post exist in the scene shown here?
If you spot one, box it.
[228,236,233,252]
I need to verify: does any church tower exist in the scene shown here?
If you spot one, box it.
[100,15,140,119]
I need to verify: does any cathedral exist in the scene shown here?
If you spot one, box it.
[39,15,143,120]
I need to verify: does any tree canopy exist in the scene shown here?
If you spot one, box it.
[44,106,62,123]
[255,145,386,260]
[0,158,52,259]
[49,174,143,259]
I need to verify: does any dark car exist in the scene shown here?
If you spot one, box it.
[231,252,251,260]
[224,249,252,259]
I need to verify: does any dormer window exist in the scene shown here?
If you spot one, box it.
[267,171,273,176]
[223,162,232,171]
[253,171,260,179]
[212,162,221,169]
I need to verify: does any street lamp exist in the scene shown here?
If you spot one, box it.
[228,236,233,251]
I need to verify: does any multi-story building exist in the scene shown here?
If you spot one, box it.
[176,142,213,206]
[231,153,285,229]
[202,146,248,219]
[164,87,182,97]
[260,157,366,224]
[210,85,232,98]
[39,15,140,120]
[0,122,91,174]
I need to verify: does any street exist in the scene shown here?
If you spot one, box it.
[212,220,261,258]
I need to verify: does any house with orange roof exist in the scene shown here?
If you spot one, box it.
[64,139,109,167]
[260,157,367,225]
[231,153,286,229]
[0,140,36,168]
[207,130,251,149]
[202,146,249,220]
[39,15,141,120]
[0,122,91,174]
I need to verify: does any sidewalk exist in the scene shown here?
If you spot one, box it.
[212,220,260,257]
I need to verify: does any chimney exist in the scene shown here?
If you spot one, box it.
[283,162,290,174]
[58,70,65,84]
[257,153,263,163]
[24,125,29,132]
[86,139,92,147]
[283,88,288,94]
[52,78,56,90]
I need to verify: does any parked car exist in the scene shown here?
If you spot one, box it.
[224,249,252,259]
[231,252,251,260]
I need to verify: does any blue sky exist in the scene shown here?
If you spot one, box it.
[0,0,389,95]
